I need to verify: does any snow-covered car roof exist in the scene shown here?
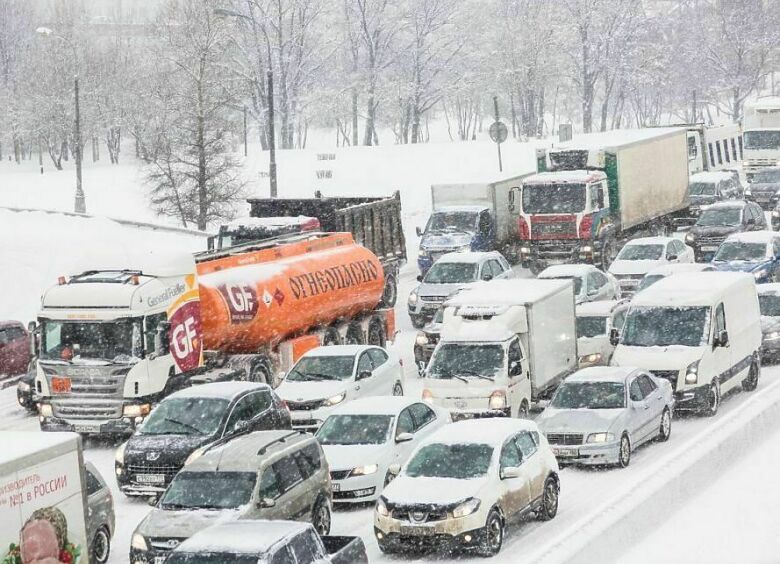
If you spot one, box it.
[690,171,737,183]
[435,251,502,264]
[757,283,780,296]
[621,236,676,246]
[186,430,309,472]
[631,272,752,307]
[447,279,571,306]
[524,170,606,184]
[564,366,638,384]
[576,299,625,317]
[299,344,379,358]
[423,418,538,448]
[644,263,715,277]
[173,520,310,555]
[328,396,430,416]
[432,204,489,213]
[723,230,778,244]
[538,263,597,279]
[703,200,749,210]
[168,381,271,401]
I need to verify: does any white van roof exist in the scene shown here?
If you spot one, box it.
[447,279,571,307]
[631,272,754,307]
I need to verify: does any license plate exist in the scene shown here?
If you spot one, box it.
[136,474,165,484]
[332,483,340,492]
[155,558,166,564]
[701,246,719,252]
[74,424,99,433]
[51,376,71,394]
[553,447,579,458]
[400,526,435,536]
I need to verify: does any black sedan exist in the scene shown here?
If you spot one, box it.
[114,381,291,497]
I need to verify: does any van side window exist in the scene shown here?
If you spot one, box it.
[144,312,167,353]
[714,303,727,336]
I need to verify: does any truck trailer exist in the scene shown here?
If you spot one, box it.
[515,127,690,273]
[742,96,780,180]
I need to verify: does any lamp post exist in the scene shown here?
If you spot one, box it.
[36,27,85,214]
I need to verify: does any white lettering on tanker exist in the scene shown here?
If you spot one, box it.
[167,300,202,372]
[172,317,198,359]
[217,284,259,323]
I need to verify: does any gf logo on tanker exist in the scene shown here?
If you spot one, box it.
[217,284,260,323]
[168,300,202,372]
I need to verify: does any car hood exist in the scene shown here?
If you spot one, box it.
[126,434,212,462]
[384,475,488,506]
[609,259,665,276]
[322,444,392,472]
[761,316,780,334]
[538,408,625,435]
[137,507,244,539]
[689,195,719,206]
[420,232,474,250]
[276,380,348,402]
[418,281,475,299]
[612,344,703,370]
[749,182,780,193]
[712,259,768,272]
[690,225,740,238]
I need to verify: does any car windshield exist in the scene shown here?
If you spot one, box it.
[696,208,741,227]
[316,414,393,445]
[753,169,780,183]
[40,319,143,363]
[405,443,493,479]
[424,263,478,284]
[167,555,258,564]
[551,382,626,409]
[287,356,354,381]
[621,306,711,347]
[744,131,780,150]
[426,211,477,233]
[616,244,664,261]
[713,242,767,262]
[427,343,504,380]
[689,182,717,196]
[543,275,583,294]
[576,316,607,338]
[160,471,256,510]
[637,274,664,292]
[759,294,780,317]
[522,183,586,214]
[139,398,230,436]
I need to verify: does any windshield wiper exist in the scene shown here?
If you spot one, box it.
[289,369,339,381]
[440,373,468,383]
[461,369,494,381]
[162,418,201,435]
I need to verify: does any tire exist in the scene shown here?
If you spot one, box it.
[368,321,387,348]
[322,328,341,346]
[90,526,111,564]
[477,509,504,557]
[600,239,616,271]
[345,324,364,345]
[703,379,720,417]
[536,476,559,521]
[312,497,332,536]
[617,433,631,468]
[380,274,397,308]
[658,407,672,442]
[392,382,404,396]
[517,400,530,419]
[249,361,271,385]
[742,359,760,392]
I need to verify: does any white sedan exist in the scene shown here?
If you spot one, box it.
[316,396,450,503]
[608,236,695,297]
[538,263,620,304]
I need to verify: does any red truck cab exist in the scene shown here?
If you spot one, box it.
[0,321,30,380]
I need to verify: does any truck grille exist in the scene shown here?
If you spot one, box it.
[392,506,448,523]
[44,369,127,398]
[531,219,577,239]
[546,433,584,445]
[52,401,122,420]
[651,370,679,391]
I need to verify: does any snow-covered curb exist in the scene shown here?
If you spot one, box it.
[526,375,780,564]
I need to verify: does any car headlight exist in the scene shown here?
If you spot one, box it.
[765,331,780,340]
[115,442,127,465]
[351,464,379,477]
[131,533,148,551]
[408,288,419,305]
[489,390,507,410]
[39,403,53,417]
[754,269,768,280]
[18,381,30,392]
[452,497,481,518]
[520,246,531,254]
[325,392,346,407]
[376,497,390,516]
[422,388,434,403]
[123,403,151,418]
[185,447,205,466]
[415,333,429,345]
[685,360,700,384]
[418,248,429,258]
[685,232,695,244]
[579,353,603,365]
[586,432,615,443]
[580,245,593,253]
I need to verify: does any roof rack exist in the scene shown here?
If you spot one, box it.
[257,430,306,456]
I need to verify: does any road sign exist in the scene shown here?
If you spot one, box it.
[489,121,508,144]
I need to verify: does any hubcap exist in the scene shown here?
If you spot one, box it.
[94,531,108,562]
[662,411,670,436]
[316,505,330,534]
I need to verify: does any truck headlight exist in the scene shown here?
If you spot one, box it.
[39,403,53,417]
[131,533,148,551]
[422,388,434,403]
[489,390,507,410]
[185,447,205,466]
[773,210,780,218]
[115,442,127,465]
[586,432,614,443]
[351,464,379,477]
[408,288,419,306]
[685,361,700,384]
[452,497,481,518]
[520,246,531,255]
[325,392,346,406]
[376,497,390,516]
[580,245,593,253]
[415,333,429,346]
[685,232,695,244]
[579,353,603,365]
[123,403,151,418]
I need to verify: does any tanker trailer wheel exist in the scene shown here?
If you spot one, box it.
[368,320,387,348]
[249,359,272,385]
[323,328,341,346]
[345,323,365,345]
[380,273,397,308]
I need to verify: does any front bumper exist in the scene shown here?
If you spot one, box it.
[39,414,139,435]
[331,472,381,503]
[549,440,620,466]
[408,303,441,325]
[289,405,335,432]
[130,547,172,564]
[520,240,591,266]
[450,408,510,422]
[375,508,487,553]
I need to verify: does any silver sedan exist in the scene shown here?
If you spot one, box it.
[537,366,674,468]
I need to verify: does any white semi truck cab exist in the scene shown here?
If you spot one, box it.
[33,261,203,436]
[742,97,780,180]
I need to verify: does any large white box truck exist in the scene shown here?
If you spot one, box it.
[420,279,577,419]
[742,96,780,180]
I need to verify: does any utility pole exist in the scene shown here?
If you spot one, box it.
[267,70,278,198]
[493,96,504,173]
[243,105,248,157]
[74,76,85,213]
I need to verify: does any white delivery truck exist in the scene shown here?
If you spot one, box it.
[1,432,89,564]
[685,123,743,175]
[421,279,577,419]
[742,96,780,180]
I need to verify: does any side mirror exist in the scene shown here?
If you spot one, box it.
[609,328,620,346]
[388,463,402,475]
[667,254,678,261]
[500,466,522,480]
[715,329,729,347]
[509,360,523,376]
[395,432,414,443]
[587,287,599,297]
[416,226,423,237]
[258,497,276,509]
[233,420,249,433]
[27,321,37,333]
[147,495,159,507]
[357,370,372,381]
[482,273,494,282]
[416,274,423,282]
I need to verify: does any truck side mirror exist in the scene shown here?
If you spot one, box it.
[416,274,423,282]
[509,360,523,376]
[28,321,37,333]
[609,328,620,346]
[388,463,402,475]
[155,322,171,356]
[715,329,729,347]
[416,226,423,237]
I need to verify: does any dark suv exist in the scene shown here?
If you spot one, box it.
[115,381,291,497]
[688,171,742,216]
[746,167,780,210]
[684,200,767,261]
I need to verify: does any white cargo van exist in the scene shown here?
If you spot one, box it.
[611,272,761,416]
[421,279,577,419]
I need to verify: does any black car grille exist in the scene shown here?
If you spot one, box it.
[391,506,448,523]
[330,470,351,480]
[651,370,679,390]
[425,332,440,346]
[287,398,324,411]
[126,462,182,479]
[697,235,727,247]
[149,537,187,552]
[420,295,446,303]
[546,433,584,446]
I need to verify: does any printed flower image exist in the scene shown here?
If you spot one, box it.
[2,507,81,564]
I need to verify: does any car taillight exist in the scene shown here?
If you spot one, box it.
[518,216,530,239]
[579,214,594,238]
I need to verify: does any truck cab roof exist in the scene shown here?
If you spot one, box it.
[524,170,606,184]
[631,271,754,307]
[447,279,572,307]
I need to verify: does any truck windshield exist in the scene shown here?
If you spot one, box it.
[689,182,717,196]
[140,397,230,436]
[621,306,710,347]
[317,414,393,445]
[40,319,142,363]
[424,263,478,284]
[696,208,741,227]
[426,211,477,233]
[551,382,625,409]
[287,356,354,381]
[713,242,767,262]
[405,443,493,479]
[753,169,780,183]
[744,131,780,150]
[576,316,607,338]
[522,183,586,214]
[161,471,256,510]
[759,294,780,316]
[616,244,664,261]
[427,343,504,380]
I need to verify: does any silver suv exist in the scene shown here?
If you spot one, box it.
[130,430,331,563]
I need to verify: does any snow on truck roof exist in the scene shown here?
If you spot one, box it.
[631,272,754,307]
[724,230,779,244]
[0,432,78,468]
[436,251,502,264]
[68,251,195,278]
[447,279,572,307]
[690,171,735,183]
[175,520,310,554]
[425,418,538,448]
[524,170,606,184]
[553,127,684,151]
[432,204,489,213]
[224,216,317,229]
[169,381,271,401]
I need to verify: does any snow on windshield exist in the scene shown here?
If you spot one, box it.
[287,356,354,381]
[405,443,493,479]
[622,306,711,347]
[696,208,741,227]
[522,183,586,214]
[714,242,767,261]
[551,381,625,409]
[617,244,664,261]
[427,343,503,380]
[40,319,143,363]
[423,262,478,284]
[317,414,393,445]
[161,471,256,510]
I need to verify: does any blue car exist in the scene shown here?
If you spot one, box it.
[416,205,496,275]
[711,230,780,283]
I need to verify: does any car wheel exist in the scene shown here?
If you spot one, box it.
[703,379,720,417]
[477,509,504,557]
[658,407,672,442]
[537,476,559,521]
[312,497,331,536]
[392,382,404,396]
[742,359,760,392]
[377,537,394,554]
[618,434,631,468]
[380,274,397,308]
[518,400,529,419]
[90,526,111,564]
